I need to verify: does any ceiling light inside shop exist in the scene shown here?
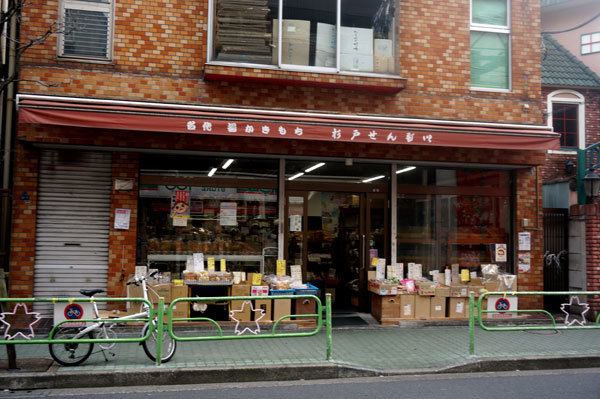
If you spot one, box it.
[396,166,416,174]
[362,175,385,183]
[288,172,304,181]
[222,159,234,169]
[208,167,218,177]
[304,162,325,173]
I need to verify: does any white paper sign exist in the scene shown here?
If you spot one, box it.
[113,208,131,230]
[220,202,237,226]
[193,253,205,272]
[290,215,302,232]
[495,244,507,262]
[376,258,386,280]
[407,263,422,280]
[518,232,531,251]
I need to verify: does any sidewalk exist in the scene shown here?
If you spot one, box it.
[2,316,600,390]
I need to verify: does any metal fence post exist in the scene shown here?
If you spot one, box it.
[469,294,475,356]
[156,297,164,366]
[325,293,332,360]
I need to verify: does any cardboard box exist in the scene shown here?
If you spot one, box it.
[273,298,292,322]
[149,284,171,303]
[448,297,467,318]
[368,280,398,295]
[484,281,501,292]
[294,297,317,322]
[416,281,436,296]
[340,27,373,55]
[430,296,446,318]
[450,283,468,298]
[487,295,518,319]
[171,285,189,300]
[399,295,415,319]
[272,19,311,65]
[414,296,431,319]
[230,299,252,322]
[171,300,189,320]
[470,277,483,285]
[254,299,272,322]
[231,284,251,297]
[468,285,484,297]
[374,39,393,56]
[374,55,394,74]
[435,286,451,297]
[371,294,400,320]
[251,286,269,296]
[315,22,336,67]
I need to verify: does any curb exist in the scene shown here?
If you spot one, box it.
[2,355,600,391]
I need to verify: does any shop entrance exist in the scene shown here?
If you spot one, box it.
[286,190,387,312]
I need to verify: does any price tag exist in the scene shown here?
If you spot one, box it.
[220,259,226,272]
[460,269,470,282]
[252,273,263,285]
[276,259,286,276]
[371,257,379,267]
[207,257,215,271]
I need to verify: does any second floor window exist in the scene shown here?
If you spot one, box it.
[581,32,600,55]
[58,0,113,61]
[470,0,510,90]
[553,103,578,148]
[210,0,396,75]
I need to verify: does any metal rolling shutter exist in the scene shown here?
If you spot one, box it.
[34,150,112,314]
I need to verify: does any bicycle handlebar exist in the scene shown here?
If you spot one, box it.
[126,270,160,286]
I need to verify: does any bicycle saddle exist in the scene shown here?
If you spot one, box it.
[80,289,105,297]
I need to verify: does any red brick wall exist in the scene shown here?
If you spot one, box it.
[107,153,139,308]
[8,145,39,298]
[571,204,600,317]
[18,0,545,125]
[515,166,544,309]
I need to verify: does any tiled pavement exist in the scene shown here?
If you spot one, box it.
[4,320,600,373]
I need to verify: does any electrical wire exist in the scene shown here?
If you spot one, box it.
[542,11,600,34]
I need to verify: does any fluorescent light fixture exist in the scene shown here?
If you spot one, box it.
[208,167,218,177]
[362,175,385,183]
[305,162,325,173]
[222,159,234,169]
[396,166,416,174]
[288,172,304,181]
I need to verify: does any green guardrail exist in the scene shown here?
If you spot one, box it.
[0,293,333,366]
[167,293,333,360]
[468,291,600,355]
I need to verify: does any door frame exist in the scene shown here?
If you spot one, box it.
[284,185,389,311]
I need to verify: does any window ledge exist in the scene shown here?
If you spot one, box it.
[203,64,406,94]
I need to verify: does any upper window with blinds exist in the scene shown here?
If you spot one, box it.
[58,0,113,61]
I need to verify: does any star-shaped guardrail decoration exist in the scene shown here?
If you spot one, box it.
[230,300,265,336]
[0,303,41,340]
[560,296,590,326]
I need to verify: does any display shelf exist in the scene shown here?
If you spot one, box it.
[184,280,233,286]
[147,253,265,274]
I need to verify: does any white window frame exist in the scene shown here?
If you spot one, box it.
[57,0,114,62]
[206,0,397,77]
[469,0,511,92]
[547,89,585,153]
[581,32,600,55]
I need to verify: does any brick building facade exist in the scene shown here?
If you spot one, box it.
[10,0,558,315]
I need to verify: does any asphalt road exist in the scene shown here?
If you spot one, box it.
[3,368,600,398]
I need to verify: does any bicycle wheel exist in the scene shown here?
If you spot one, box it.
[97,325,117,350]
[141,322,176,363]
[48,327,94,366]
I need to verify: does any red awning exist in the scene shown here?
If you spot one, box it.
[17,97,560,151]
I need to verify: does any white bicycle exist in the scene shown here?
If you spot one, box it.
[48,271,177,366]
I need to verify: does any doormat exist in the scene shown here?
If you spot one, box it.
[332,316,369,327]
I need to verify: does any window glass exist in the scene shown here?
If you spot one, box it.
[581,32,600,55]
[553,103,578,148]
[212,0,395,74]
[470,31,509,89]
[472,0,507,26]
[60,0,112,60]
[397,167,512,275]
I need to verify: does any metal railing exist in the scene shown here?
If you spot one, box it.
[468,291,600,355]
[0,293,332,365]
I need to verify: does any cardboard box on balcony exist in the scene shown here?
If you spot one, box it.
[315,22,336,67]
[272,19,310,65]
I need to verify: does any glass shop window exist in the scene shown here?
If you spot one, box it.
[211,0,396,74]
